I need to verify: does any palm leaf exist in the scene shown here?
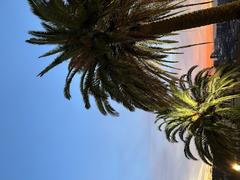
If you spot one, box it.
[156,65,240,166]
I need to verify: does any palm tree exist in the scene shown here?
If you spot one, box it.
[27,0,240,115]
[156,65,240,166]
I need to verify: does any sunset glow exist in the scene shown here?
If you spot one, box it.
[174,1,214,73]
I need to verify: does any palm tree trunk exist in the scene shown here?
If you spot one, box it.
[134,1,240,37]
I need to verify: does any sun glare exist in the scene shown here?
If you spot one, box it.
[232,163,240,172]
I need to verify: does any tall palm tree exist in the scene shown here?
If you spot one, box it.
[27,0,240,115]
[156,65,240,166]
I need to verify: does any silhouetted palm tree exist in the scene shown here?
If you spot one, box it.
[27,0,240,115]
[156,65,240,165]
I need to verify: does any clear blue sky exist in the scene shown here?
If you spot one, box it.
[0,1,204,180]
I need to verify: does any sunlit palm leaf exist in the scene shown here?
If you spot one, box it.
[156,65,240,165]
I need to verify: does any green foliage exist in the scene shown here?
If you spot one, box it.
[27,0,210,115]
[156,65,240,165]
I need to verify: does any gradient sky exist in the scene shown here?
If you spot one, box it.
[0,1,213,180]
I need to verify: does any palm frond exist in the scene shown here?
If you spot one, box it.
[156,65,240,165]
[28,0,198,115]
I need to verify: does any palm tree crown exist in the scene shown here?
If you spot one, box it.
[27,0,240,115]
[26,0,192,115]
[156,65,240,165]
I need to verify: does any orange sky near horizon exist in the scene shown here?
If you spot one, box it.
[174,1,214,73]
[148,1,214,180]
[175,24,214,70]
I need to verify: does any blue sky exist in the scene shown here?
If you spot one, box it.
[0,1,208,180]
